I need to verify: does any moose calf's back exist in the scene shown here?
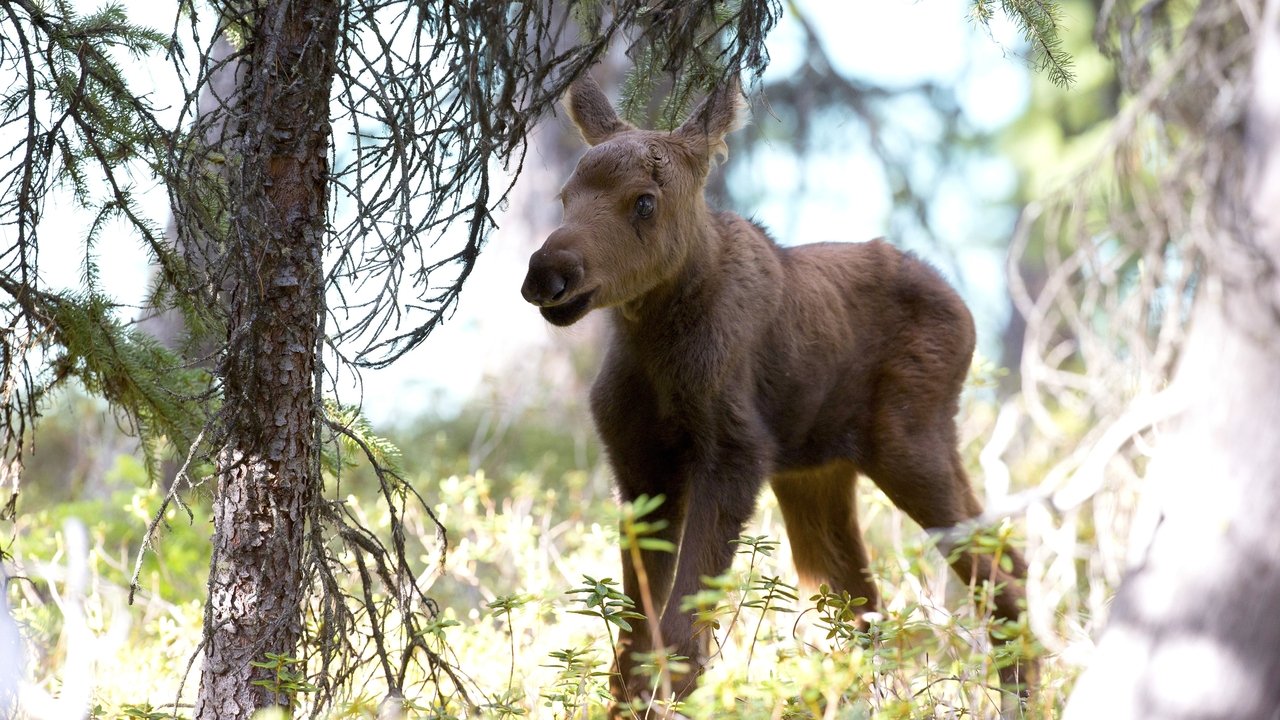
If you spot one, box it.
[752,236,976,473]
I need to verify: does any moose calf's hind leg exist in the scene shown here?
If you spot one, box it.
[770,464,880,620]
[867,430,1037,710]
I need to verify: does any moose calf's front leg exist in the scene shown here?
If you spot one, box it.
[611,484,685,704]
[645,466,764,701]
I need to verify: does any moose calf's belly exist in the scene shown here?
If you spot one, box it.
[772,437,864,477]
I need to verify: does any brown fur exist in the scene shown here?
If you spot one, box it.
[522,74,1036,711]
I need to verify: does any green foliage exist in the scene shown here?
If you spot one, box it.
[385,401,601,505]
[10,453,210,600]
[1002,0,1115,199]
[732,534,780,558]
[617,493,674,554]
[479,691,529,719]
[617,0,1078,134]
[44,292,210,482]
[9,1,171,198]
[5,457,209,715]
[322,399,402,476]
[567,576,643,635]
[107,703,189,720]
[811,584,872,649]
[972,0,1076,87]
[742,576,798,636]
[618,1,757,130]
[617,43,662,126]
[0,286,212,498]
[541,645,608,717]
[681,572,735,641]
[490,593,535,697]
[0,0,218,493]
[250,652,318,700]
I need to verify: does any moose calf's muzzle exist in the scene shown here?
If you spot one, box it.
[521,244,584,307]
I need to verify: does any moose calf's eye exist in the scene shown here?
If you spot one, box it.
[635,194,656,218]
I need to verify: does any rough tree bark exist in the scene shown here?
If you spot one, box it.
[193,0,339,717]
[1064,3,1280,718]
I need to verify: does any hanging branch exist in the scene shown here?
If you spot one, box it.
[322,0,779,370]
[971,0,1075,87]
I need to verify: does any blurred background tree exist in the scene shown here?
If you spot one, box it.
[1050,2,1280,717]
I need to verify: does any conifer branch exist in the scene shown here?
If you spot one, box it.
[973,0,1076,87]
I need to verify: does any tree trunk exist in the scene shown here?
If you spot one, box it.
[1064,3,1280,718]
[193,1,339,717]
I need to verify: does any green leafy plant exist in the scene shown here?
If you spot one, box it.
[540,645,607,718]
[567,574,643,682]
[112,703,187,720]
[743,574,798,670]
[489,593,535,697]
[8,375,1075,718]
[970,0,1076,86]
[810,584,873,651]
[249,652,317,702]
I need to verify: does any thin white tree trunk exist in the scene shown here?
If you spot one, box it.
[140,35,241,353]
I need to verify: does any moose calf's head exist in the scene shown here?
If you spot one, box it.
[521,75,744,326]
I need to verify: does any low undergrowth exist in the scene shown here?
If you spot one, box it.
[3,392,1073,719]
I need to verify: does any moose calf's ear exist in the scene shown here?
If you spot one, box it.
[676,77,747,166]
[565,74,634,146]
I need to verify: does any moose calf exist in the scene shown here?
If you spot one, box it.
[521,74,1035,714]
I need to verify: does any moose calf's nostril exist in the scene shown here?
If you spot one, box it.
[544,274,567,303]
[520,268,568,306]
